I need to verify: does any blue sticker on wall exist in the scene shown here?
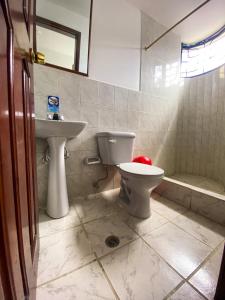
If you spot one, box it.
[48,96,59,113]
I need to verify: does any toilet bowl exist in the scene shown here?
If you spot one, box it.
[96,131,165,219]
[118,162,164,218]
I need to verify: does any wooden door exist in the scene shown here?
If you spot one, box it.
[0,0,38,299]
[214,244,225,300]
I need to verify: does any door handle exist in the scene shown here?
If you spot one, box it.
[29,49,35,63]
[15,48,44,64]
[35,52,45,64]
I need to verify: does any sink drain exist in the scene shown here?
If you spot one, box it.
[105,235,120,248]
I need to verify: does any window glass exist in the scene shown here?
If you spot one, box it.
[181,26,225,77]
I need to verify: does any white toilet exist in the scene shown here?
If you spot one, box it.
[96,131,164,219]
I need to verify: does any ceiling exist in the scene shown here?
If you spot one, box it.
[126,0,225,43]
[48,0,91,17]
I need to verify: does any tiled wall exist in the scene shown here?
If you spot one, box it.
[176,66,225,186]
[140,12,183,176]
[34,13,183,208]
[156,177,225,225]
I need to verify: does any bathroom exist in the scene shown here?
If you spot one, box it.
[0,0,225,299]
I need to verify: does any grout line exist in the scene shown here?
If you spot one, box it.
[124,216,221,300]
[151,203,189,222]
[78,204,140,261]
[168,216,224,251]
[39,192,123,238]
[110,195,222,295]
[40,195,222,284]
[36,258,97,288]
[93,237,140,261]
[151,199,225,251]
[135,231,187,281]
[140,234,209,300]
[38,222,82,239]
[184,283,209,300]
[74,205,92,241]
[73,200,121,226]
[78,208,121,300]
[95,253,120,300]
[163,279,186,300]
[37,200,97,290]
[41,191,119,236]
[77,212,118,226]
[74,203,132,228]
[102,201,190,281]
[74,194,180,230]
[38,191,225,299]
[163,277,208,300]
[164,239,225,300]
[73,190,222,250]
[125,218,170,241]
[185,239,225,282]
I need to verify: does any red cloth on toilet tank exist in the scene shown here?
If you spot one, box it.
[132,156,152,165]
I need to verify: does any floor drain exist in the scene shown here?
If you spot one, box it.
[105,235,120,248]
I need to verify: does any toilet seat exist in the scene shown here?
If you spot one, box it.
[119,162,164,176]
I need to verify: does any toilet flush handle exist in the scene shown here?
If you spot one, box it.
[109,139,117,143]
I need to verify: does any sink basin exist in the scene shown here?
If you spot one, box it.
[35,118,88,219]
[36,119,88,139]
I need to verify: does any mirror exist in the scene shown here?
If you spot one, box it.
[35,0,92,75]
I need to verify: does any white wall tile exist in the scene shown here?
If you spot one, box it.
[115,87,128,111]
[80,109,99,128]
[99,109,114,129]
[80,78,99,108]
[58,71,80,102]
[34,64,60,96]
[98,82,115,110]
[175,67,225,185]
[114,110,128,130]
[127,111,139,130]
[128,90,140,111]
[34,11,183,206]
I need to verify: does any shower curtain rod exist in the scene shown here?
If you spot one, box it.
[144,0,211,51]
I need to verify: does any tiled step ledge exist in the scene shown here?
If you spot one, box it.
[154,176,225,226]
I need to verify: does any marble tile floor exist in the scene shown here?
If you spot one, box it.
[37,189,225,299]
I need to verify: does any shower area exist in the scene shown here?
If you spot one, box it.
[155,66,225,225]
[174,66,225,196]
[158,66,225,225]
[140,11,225,224]
[174,65,225,195]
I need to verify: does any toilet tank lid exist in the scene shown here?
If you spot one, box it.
[96,131,136,138]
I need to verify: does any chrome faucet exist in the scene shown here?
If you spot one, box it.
[47,113,64,121]
[47,113,53,120]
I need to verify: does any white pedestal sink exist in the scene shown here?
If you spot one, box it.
[36,119,88,218]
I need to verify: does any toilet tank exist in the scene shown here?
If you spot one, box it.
[96,131,136,165]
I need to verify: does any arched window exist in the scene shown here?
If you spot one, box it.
[181,25,225,77]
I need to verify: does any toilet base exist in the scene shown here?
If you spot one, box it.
[119,178,153,219]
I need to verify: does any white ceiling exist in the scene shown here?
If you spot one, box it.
[126,0,225,43]
[47,0,91,17]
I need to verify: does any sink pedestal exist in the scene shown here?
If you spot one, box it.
[35,119,88,219]
[47,137,69,218]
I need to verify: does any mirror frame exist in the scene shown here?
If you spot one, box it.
[33,0,93,77]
